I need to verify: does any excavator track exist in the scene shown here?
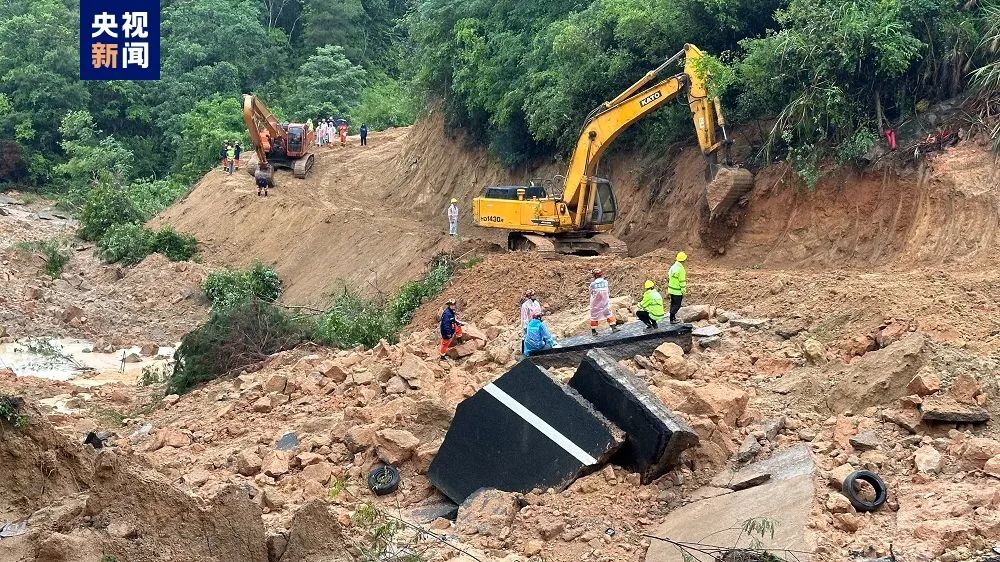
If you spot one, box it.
[588,234,628,256]
[292,153,315,179]
[511,234,557,254]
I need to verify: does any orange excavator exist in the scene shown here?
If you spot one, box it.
[242,94,316,180]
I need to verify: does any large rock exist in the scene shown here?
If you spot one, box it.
[262,452,291,478]
[876,322,908,348]
[984,455,1000,479]
[455,488,519,537]
[481,309,506,329]
[676,305,713,323]
[398,353,433,389]
[949,373,983,405]
[914,445,942,474]
[960,438,1000,468]
[236,450,263,476]
[654,342,691,379]
[920,395,990,424]
[825,333,925,413]
[264,374,288,394]
[343,425,375,453]
[907,371,941,396]
[280,501,350,562]
[645,445,816,562]
[376,428,420,465]
[147,428,192,451]
[657,381,749,427]
[802,338,826,364]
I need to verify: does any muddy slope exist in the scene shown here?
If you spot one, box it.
[156,111,1000,307]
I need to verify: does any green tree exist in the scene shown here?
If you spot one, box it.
[173,96,249,182]
[289,46,367,120]
[0,0,88,181]
[53,111,135,195]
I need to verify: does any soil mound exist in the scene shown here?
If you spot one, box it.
[0,402,267,562]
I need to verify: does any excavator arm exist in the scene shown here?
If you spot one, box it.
[242,94,286,168]
[561,44,742,228]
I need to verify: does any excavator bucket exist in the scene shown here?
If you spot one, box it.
[705,166,754,219]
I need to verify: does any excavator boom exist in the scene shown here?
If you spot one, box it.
[472,44,753,254]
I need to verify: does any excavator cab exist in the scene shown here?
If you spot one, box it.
[590,179,617,226]
[286,125,306,157]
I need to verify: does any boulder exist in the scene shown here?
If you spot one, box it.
[123,352,143,364]
[658,381,749,427]
[481,309,506,329]
[455,488,520,537]
[949,373,983,405]
[698,336,722,349]
[459,323,488,342]
[876,322,909,348]
[848,431,881,451]
[914,445,942,474]
[447,340,479,359]
[676,305,713,323]
[147,428,192,451]
[385,376,409,394]
[262,452,291,478]
[264,374,288,394]
[691,326,722,338]
[139,343,159,356]
[236,450,263,476]
[61,305,84,324]
[907,371,941,396]
[825,492,854,514]
[734,434,762,463]
[252,396,273,413]
[802,338,826,364]
[320,361,349,383]
[398,353,433,388]
[920,395,989,424]
[375,428,420,465]
[984,455,1000,479]
[826,333,925,413]
[344,425,376,453]
[300,462,335,485]
[960,438,1000,468]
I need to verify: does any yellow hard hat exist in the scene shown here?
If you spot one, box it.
[450,198,458,203]
[644,280,655,289]
[676,251,687,262]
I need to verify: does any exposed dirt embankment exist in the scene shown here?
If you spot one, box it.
[156,110,1000,307]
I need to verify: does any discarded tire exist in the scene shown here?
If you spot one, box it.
[367,464,400,496]
[841,470,887,512]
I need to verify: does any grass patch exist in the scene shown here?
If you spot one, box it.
[15,239,70,278]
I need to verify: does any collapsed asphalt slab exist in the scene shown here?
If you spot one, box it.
[644,444,817,562]
[529,322,693,368]
[428,360,625,504]
[569,349,699,483]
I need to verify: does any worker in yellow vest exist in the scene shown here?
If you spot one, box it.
[667,251,687,323]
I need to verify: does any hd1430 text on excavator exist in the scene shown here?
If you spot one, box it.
[472,44,754,254]
[242,94,316,180]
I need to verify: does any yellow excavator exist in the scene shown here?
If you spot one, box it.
[472,44,754,254]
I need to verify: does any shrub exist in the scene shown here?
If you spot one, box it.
[314,254,457,349]
[0,394,27,428]
[16,239,70,278]
[313,291,399,348]
[96,223,153,265]
[150,226,198,261]
[78,181,144,241]
[203,261,282,310]
[167,301,306,394]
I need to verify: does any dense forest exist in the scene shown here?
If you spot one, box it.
[1,0,999,205]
